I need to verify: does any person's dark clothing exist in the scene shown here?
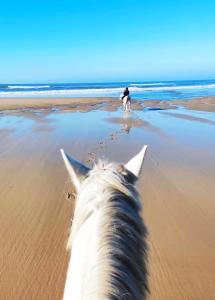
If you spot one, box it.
[123,89,129,97]
[122,88,130,100]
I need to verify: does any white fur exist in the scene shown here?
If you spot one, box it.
[63,208,100,300]
[122,95,131,112]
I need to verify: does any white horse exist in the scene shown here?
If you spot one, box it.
[122,95,131,112]
[61,146,148,300]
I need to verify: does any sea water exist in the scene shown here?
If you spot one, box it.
[0,79,215,100]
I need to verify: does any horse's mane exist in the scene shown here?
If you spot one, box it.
[68,160,148,300]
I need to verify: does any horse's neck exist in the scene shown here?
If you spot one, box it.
[63,205,101,300]
[70,182,105,240]
[64,181,110,300]
[63,174,148,300]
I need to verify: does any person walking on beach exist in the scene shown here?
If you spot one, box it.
[122,87,131,112]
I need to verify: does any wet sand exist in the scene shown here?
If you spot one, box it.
[1,95,214,112]
[0,98,215,299]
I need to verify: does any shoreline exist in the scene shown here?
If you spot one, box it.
[0,96,214,113]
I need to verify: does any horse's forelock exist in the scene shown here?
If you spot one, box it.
[86,161,137,198]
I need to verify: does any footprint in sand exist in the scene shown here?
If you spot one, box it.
[96,140,108,150]
[109,129,123,140]
[66,191,76,200]
[109,133,117,140]
[85,158,92,164]
[85,126,127,166]
[88,152,96,158]
[67,192,72,199]
[85,151,98,164]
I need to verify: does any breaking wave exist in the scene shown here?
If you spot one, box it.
[7,85,50,89]
[0,81,215,99]
[0,83,215,97]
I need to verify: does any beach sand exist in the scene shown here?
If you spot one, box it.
[0,97,215,299]
[1,95,215,112]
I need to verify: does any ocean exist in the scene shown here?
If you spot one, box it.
[0,79,215,100]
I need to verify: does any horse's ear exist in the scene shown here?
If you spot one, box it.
[60,149,90,191]
[125,145,148,178]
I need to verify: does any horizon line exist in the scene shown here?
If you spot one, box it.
[1,77,215,85]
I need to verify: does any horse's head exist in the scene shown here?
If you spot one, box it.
[60,146,147,193]
[61,146,149,300]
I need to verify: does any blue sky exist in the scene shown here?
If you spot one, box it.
[0,0,215,83]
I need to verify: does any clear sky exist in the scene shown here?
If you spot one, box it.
[0,0,215,83]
